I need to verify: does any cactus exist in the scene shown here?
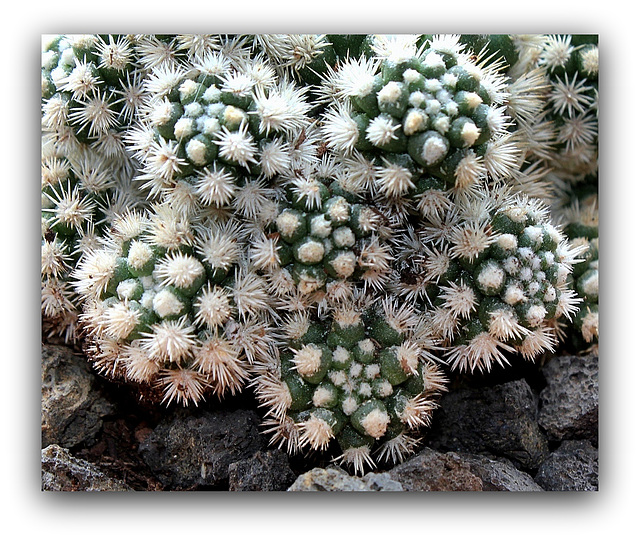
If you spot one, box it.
[558,194,599,348]
[38,34,599,475]
[390,182,584,372]
[253,293,447,473]
[537,34,599,183]
[318,34,537,208]
[73,205,277,405]
[249,158,394,304]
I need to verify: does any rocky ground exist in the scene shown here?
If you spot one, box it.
[41,341,598,492]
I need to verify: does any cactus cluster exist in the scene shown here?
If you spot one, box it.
[41,33,598,474]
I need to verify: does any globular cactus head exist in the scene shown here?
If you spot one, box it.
[253,293,447,474]
[319,34,525,206]
[391,183,585,372]
[73,205,277,406]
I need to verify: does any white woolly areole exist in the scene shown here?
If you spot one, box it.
[477,262,505,291]
[519,266,534,282]
[523,226,544,248]
[342,396,359,415]
[333,227,356,248]
[350,362,363,378]
[293,344,323,377]
[404,109,427,135]
[460,121,481,146]
[432,115,450,134]
[364,363,380,379]
[313,386,335,408]
[127,241,153,271]
[276,211,303,238]
[503,283,527,306]
[202,117,221,136]
[222,105,245,126]
[422,134,448,164]
[183,102,203,118]
[140,290,155,310]
[329,370,347,387]
[358,382,372,397]
[186,138,208,166]
[526,304,547,327]
[503,256,521,276]
[116,280,139,300]
[543,285,557,303]
[330,252,357,278]
[152,289,184,318]
[378,81,403,104]
[496,234,518,251]
[360,408,390,438]
[296,239,325,264]
[409,91,426,108]
[332,346,351,366]
[173,117,195,140]
[444,102,459,116]
[527,281,541,297]
[376,380,393,398]
[582,272,599,297]
[466,92,483,110]
[403,69,421,84]
[358,338,376,356]
[504,206,528,223]
[309,215,332,238]
[179,79,198,99]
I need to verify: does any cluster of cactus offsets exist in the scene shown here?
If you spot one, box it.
[253,294,448,473]
[73,206,277,405]
[41,34,598,474]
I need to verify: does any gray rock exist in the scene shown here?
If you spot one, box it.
[41,444,132,491]
[387,447,484,491]
[362,472,404,491]
[41,344,115,449]
[538,355,598,444]
[457,453,543,491]
[228,449,297,491]
[427,379,549,470]
[534,440,598,491]
[288,466,403,491]
[138,408,263,490]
